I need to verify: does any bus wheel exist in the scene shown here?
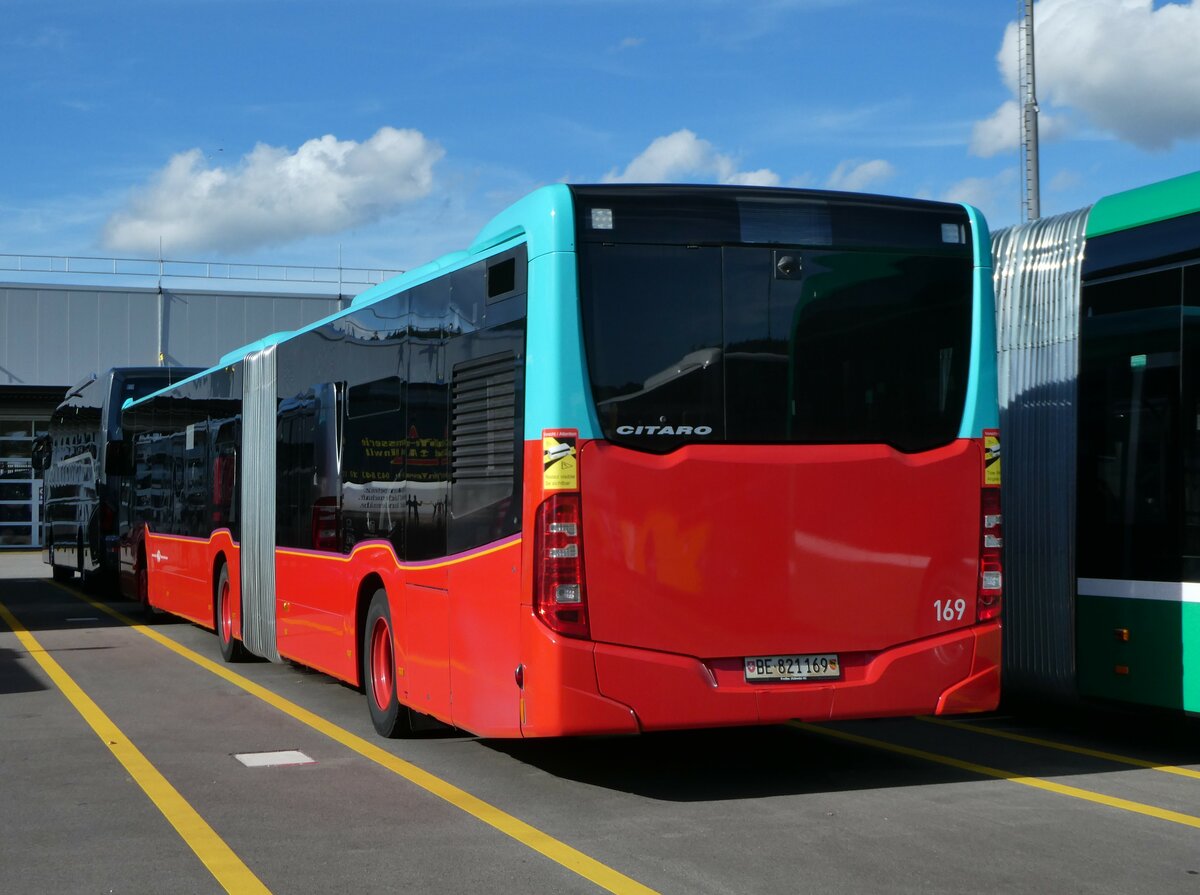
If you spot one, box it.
[364,589,412,738]
[51,564,73,583]
[216,565,249,662]
[137,562,155,619]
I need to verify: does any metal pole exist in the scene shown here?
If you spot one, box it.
[1019,0,1041,221]
[157,236,165,365]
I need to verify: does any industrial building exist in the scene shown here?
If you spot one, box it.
[0,254,397,548]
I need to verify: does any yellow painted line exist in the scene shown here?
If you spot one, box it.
[789,721,1200,830]
[0,600,270,894]
[63,587,658,895]
[917,715,1200,780]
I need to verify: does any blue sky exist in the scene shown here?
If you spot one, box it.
[2,0,1198,274]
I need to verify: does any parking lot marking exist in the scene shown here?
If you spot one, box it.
[234,750,317,768]
[916,715,1200,780]
[790,721,1200,830]
[66,587,660,895]
[0,599,271,895]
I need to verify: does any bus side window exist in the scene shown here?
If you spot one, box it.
[213,450,236,526]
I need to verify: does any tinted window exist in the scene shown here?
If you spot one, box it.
[348,376,401,419]
[335,293,408,343]
[277,393,319,548]
[1083,268,1181,317]
[573,185,973,252]
[782,250,971,448]
[1077,267,1184,581]
[124,369,241,540]
[337,288,449,561]
[403,331,449,561]
[579,242,972,452]
[1083,211,1200,280]
[121,373,195,404]
[1186,265,1200,579]
[487,258,516,300]
[580,244,724,446]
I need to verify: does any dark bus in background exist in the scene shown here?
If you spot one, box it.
[33,366,201,586]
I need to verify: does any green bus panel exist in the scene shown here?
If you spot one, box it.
[1085,171,1200,238]
[1076,595,1200,712]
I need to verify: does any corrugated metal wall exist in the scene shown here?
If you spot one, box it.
[992,206,1091,700]
[0,284,342,388]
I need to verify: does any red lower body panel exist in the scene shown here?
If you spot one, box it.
[141,519,998,738]
[143,530,240,628]
[511,624,986,735]
[935,622,1002,715]
[516,612,999,735]
[143,528,528,738]
[518,618,640,737]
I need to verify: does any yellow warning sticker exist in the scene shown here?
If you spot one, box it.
[543,430,578,491]
[983,429,1001,486]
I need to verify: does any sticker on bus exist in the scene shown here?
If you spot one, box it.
[983,429,1001,486]
[542,429,578,491]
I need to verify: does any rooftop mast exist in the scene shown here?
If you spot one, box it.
[1018,0,1041,221]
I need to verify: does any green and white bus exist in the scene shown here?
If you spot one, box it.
[994,170,1200,712]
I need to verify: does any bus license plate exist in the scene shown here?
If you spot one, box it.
[744,654,840,682]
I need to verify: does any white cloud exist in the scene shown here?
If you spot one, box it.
[943,169,1018,217]
[101,127,444,254]
[970,100,1071,158]
[604,130,780,186]
[1048,168,1083,192]
[973,0,1200,154]
[826,159,895,192]
[971,101,1021,158]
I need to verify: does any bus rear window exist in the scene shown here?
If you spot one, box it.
[578,241,973,453]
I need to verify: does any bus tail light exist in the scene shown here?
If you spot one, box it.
[978,486,1002,621]
[311,497,340,551]
[534,493,590,639]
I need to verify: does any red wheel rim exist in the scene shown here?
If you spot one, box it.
[370,616,393,710]
[220,578,233,643]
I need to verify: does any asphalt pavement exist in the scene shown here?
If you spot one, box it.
[3,552,1199,895]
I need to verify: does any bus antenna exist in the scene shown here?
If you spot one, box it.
[1018,0,1041,221]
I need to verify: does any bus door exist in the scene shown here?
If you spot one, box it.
[1076,266,1186,707]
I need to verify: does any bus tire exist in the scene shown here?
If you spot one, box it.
[136,559,158,620]
[51,564,74,582]
[77,532,102,593]
[216,564,249,663]
[81,568,102,594]
[364,588,412,738]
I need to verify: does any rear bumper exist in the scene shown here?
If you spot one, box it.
[588,622,1001,732]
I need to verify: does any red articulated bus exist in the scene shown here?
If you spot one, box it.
[118,184,1002,738]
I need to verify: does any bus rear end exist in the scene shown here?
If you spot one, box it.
[519,186,1001,735]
